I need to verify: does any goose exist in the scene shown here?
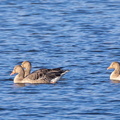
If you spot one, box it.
[10,65,69,84]
[107,62,120,80]
[21,61,68,77]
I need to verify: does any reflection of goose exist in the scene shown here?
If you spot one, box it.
[10,65,69,84]
[107,62,120,81]
[14,83,42,88]
[14,83,26,87]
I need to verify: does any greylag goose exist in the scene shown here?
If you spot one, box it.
[10,65,69,84]
[107,62,120,80]
[21,61,67,77]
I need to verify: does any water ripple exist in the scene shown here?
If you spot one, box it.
[0,0,120,120]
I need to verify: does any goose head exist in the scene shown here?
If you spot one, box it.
[107,62,120,70]
[10,65,24,75]
[21,61,31,69]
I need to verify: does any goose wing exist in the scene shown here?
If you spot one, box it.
[25,68,69,83]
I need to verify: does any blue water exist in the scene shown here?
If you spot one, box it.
[0,0,120,119]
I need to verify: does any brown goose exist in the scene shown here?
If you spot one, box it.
[21,61,68,77]
[10,65,69,84]
[107,62,120,81]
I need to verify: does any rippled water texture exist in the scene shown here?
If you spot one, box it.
[0,0,120,120]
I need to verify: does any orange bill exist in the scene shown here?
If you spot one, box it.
[10,71,15,76]
[107,66,112,70]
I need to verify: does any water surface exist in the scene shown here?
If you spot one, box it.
[0,0,120,120]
